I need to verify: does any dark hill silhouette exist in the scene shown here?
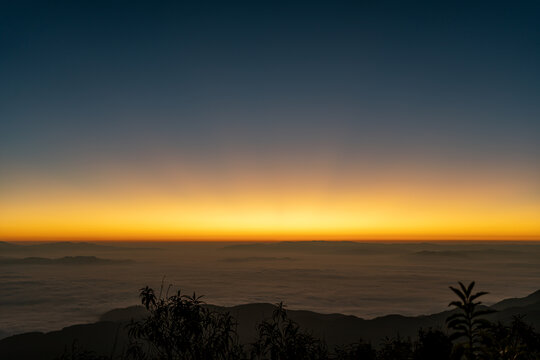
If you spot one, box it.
[491,289,540,310]
[1,289,539,360]
[0,323,127,360]
[99,306,148,322]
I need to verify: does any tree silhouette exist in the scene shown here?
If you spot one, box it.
[481,315,540,360]
[446,281,494,360]
[251,302,327,360]
[126,286,243,360]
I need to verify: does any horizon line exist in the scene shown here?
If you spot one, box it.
[3,238,540,243]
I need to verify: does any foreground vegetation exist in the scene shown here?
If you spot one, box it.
[57,282,540,360]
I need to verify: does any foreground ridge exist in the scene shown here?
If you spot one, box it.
[1,283,540,359]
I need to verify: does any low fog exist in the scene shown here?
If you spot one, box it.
[2,241,540,338]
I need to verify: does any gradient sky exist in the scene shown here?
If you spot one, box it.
[1,0,539,240]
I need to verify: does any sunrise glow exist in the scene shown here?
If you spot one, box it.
[2,162,538,241]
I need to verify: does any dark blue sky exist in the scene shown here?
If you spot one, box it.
[2,0,539,165]
[1,1,539,239]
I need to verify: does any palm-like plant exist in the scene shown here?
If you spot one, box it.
[446,281,494,360]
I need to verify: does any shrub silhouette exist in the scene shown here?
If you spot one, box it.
[251,302,328,360]
[481,315,540,360]
[333,339,376,360]
[376,335,413,360]
[413,329,453,360]
[56,340,110,360]
[446,281,495,360]
[126,286,243,360]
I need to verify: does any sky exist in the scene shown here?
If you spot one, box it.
[1,0,539,241]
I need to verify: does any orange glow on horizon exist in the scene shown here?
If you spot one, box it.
[1,161,539,241]
[0,159,540,240]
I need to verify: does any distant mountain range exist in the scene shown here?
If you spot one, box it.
[0,241,119,252]
[408,249,524,258]
[221,241,437,254]
[0,256,133,266]
[0,241,161,255]
[221,240,539,257]
[1,289,539,360]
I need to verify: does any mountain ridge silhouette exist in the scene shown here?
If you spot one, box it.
[1,288,539,360]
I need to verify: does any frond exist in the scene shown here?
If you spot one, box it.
[466,281,476,296]
[446,313,467,322]
[469,291,489,302]
[448,301,465,310]
[449,287,467,303]
[472,318,492,328]
[447,319,468,329]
